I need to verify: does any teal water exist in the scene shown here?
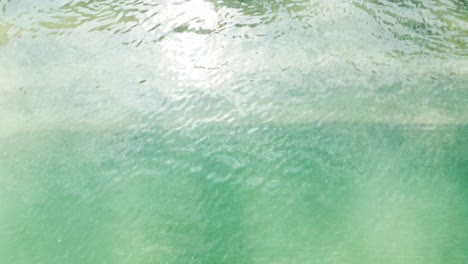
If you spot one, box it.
[0,0,467,263]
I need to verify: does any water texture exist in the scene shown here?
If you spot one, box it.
[0,0,467,263]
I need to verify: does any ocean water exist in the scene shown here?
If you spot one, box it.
[0,0,467,263]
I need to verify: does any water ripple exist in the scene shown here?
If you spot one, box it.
[354,0,468,57]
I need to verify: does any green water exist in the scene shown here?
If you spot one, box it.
[0,0,467,263]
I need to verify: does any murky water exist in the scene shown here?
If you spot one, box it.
[0,0,467,263]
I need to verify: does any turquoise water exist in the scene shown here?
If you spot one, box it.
[0,0,467,263]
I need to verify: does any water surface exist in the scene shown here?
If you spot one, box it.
[0,0,467,263]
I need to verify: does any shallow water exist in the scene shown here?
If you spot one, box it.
[0,0,467,263]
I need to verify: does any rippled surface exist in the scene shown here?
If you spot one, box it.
[0,0,467,263]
